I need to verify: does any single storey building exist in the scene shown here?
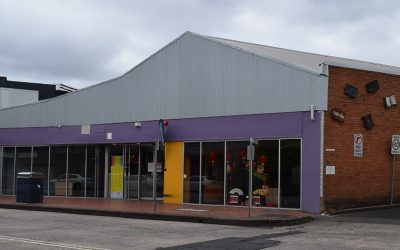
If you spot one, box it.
[1,32,399,213]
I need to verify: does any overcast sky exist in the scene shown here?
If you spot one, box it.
[1,0,399,88]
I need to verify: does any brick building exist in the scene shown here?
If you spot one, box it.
[0,32,399,213]
[324,66,400,210]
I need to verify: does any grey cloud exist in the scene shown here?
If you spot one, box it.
[0,0,399,88]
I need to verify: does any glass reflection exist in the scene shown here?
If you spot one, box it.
[67,146,86,197]
[49,146,67,196]
[15,147,32,175]
[87,145,105,198]
[32,147,49,195]
[2,147,15,195]
[280,139,301,208]
[201,142,224,204]
[125,145,139,199]
[183,143,200,203]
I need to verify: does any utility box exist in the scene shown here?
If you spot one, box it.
[16,172,43,203]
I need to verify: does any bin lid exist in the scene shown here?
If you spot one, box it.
[17,172,43,178]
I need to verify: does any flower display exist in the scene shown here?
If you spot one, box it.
[253,188,268,196]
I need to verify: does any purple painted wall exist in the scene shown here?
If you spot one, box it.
[301,112,322,213]
[0,111,321,212]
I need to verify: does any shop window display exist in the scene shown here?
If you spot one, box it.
[252,140,279,207]
[226,141,249,205]
[185,139,300,208]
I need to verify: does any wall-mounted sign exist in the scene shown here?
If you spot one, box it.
[110,155,123,199]
[391,135,400,155]
[326,166,336,175]
[148,162,163,173]
[366,80,379,94]
[344,83,359,98]
[330,108,345,123]
[384,95,397,108]
[362,114,374,130]
[354,133,363,157]
[106,132,112,140]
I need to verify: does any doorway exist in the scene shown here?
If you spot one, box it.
[108,144,164,200]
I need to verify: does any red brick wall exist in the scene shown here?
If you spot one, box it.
[324,66,400,211]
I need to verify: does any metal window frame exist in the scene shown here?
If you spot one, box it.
[181,142,202,204]
[30,146,33,172]
[12,147,16,195]
[104,145,109,198]
[48,146,51,196]
[277,137,303,210]
[65,146,69,197]
[223,141,227,206]
[138,145,141,200]
[30,146,50,196]
[0,147,3,194]
[181,138,302,211]
[122,145,126,199]
[123,144,140,200]
[94,145,99,198]
[199,142,202,204]
[278,139,281,208]
[84,146,88,197]
[125,145,128,199]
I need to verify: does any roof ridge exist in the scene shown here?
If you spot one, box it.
[206,35,400,70]
[189,32,323,76]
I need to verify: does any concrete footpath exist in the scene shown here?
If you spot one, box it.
[0,195,314,227]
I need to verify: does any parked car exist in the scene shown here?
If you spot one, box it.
[49,174,93,196]
[184,176,224,203]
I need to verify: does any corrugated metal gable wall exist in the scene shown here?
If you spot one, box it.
[0,33,328,128]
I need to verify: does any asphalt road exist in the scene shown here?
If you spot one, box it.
[0,208,399,249]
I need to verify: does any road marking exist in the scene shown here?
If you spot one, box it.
[0,235,109,250]
[176,208,209,212]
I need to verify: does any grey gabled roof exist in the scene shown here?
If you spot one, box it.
[204,34,400,76]
[0,31,328,128]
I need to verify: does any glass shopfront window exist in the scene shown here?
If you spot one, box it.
[226,141,249,206]
[87,145,105,198]
[183,143,200,203]
[49,146,67,196]
[125,145,139,199]
[109,145,124,199]
[15,147,32,174]
[184,139,301,209]
[32,147,49,196]
[2,147,15,195]
[252,140,279,208]
[67,146,86,197]
[280,139,301,209]
[201,142,224,204]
